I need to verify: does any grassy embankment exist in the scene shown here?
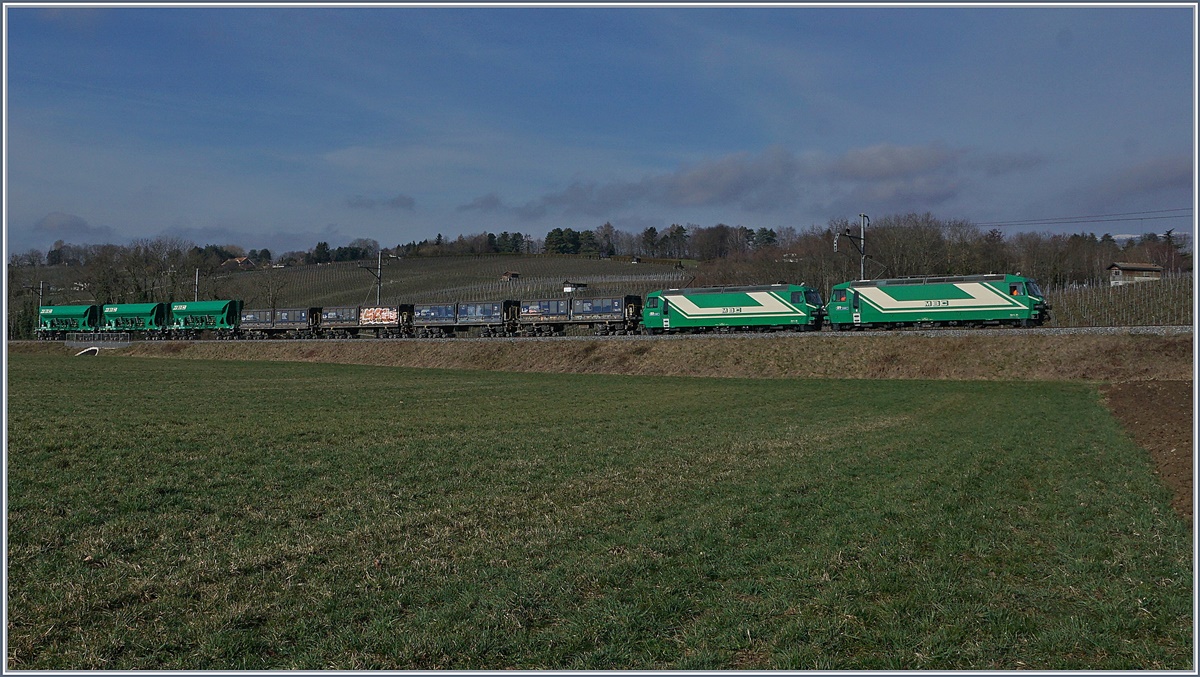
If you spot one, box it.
[9,331,1192,382]
[6,355,1191,669]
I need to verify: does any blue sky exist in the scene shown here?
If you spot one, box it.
[4,3,1196,255]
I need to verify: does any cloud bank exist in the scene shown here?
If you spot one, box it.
[457,143,1048,222]
[31,212,116,242]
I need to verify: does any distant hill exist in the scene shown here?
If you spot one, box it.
[221,255,693,309]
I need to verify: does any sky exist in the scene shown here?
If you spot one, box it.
[3,2,1196,256]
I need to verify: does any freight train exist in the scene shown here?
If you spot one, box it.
[35,275,1050,340]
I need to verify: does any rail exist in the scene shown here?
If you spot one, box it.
[65,332,132,349]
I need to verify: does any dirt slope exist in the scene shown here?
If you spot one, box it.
[11,333,1188,382]
[1101,380,1194,525]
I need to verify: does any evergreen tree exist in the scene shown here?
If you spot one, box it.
[562,228,581,254]
[544,228,566,254]
[641,227,659,256]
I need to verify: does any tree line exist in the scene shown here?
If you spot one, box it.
[9,212,1192,305]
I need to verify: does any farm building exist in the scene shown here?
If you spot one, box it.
[220,257,258,271]
[1108,262,1163,286]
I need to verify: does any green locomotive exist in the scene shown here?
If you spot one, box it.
[642,283,825,334]
[824,274,1049,330]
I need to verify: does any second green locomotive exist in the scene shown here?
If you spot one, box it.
[824,274,1049,330]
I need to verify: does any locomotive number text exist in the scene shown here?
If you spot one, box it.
[722,307,743,314]
[924,300,950,307]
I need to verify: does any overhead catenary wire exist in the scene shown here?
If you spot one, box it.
[975,207,1193,228]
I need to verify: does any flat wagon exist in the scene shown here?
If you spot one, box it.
[412,303,458,338]
[517,299,571,336]
[240,307,319,338]
[571,296,642,335]
[318,306,361,338]
[455,301,518,337]
[358,305,411,338]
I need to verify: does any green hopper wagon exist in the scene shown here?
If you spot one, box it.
[100,303,171,334]
[170,300,243,337]
[37,305,101,339]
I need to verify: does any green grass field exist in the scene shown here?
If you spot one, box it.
[5,355,1192,669]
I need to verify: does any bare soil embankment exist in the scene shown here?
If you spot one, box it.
[11,333,1189,382]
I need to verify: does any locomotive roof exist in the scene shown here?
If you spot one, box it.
[844,274,1010,288]
[656,283,803,295]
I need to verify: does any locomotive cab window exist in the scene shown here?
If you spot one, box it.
[805,290,823,306]
[1009,283,1024,296]
[647,298,659,309]
[834,290,847,303]
[790,291,802,304]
